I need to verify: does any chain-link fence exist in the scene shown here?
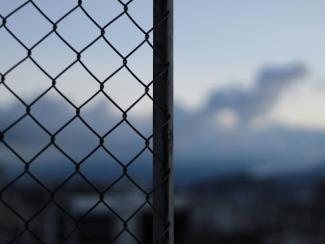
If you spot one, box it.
[0,0,173,243]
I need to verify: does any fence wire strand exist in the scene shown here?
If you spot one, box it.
[0,0,172,243]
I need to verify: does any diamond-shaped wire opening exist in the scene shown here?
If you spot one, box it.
[32,0,77,22]
[127,149,153,193]
[30,89,75,133]
[103,176,147,220]
[7,227,42,244]
[80,93,122,136]
[104,67,144,111]
[79,147,122,192]
[81,38,123,81]
[81,0,122,27]
[0,0,171,242]
[77,202,123,243]
[56,8,99,51]
[0,143,25,189]
[126,43,153,85]
[0,86,25,131]
[55,63,99,107]
[113,229,145,244]
[4,59,52,104]
[29,146,75,191]
[125,203,152,243]
[27,204,59,242]
[31,34,76,77]
[1,173,50,220]
[0,0,26,16]
[127,95,153,137]
[104,14,145,56]
[127,0,153,32]
[5,2,52,48]
[3,115,50,161]
[0,202,25,241]
[0,29,26,73]
[103,121,145,164]
[53,174,100,219]
[56,215,80,243]
[54,118,98,162]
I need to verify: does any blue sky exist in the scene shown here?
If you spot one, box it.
[2,1,325,179]
[2,0,325,107]
[1,0,325,128]
[173,0,325,132]
[175,0,325,107]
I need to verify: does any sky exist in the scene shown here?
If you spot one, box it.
[1,0,325,182]
[175,0,325,107]
[175,0,325,131]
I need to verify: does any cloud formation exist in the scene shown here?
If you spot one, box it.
[206,63,307,122]
[1,63,325,184]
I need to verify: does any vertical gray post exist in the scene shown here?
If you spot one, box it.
[153,0,173,244]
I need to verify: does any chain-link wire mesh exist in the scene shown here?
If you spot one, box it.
[0,0,173,243]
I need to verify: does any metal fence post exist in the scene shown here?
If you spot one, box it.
[153,0,174,244]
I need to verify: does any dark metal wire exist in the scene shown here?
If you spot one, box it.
[0,0,173,243]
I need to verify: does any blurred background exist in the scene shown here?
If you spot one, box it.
[1,0,325,243]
